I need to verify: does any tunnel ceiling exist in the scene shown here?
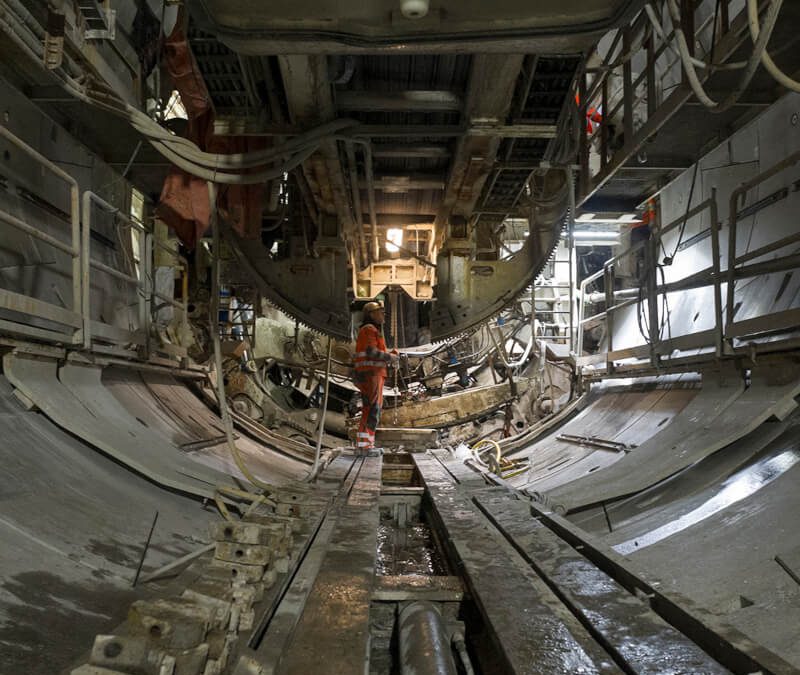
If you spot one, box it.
[193,0,642,53]
[184,0,620,339]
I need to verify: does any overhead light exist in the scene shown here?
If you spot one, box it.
[164,90,187,120]
[386,228,403,252]
[572,230,620,246]
[573,231,619,240]
[575,213,642,224]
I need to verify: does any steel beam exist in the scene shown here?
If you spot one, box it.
[579,3,765,207]
[372,144,452,159]
[374,213,436,225]
[413,454,607,672]
[434,54,527,238]
[277,55,351,224]
[476,495,728,675]
[210,120,555,139]
[524,498,800,675]
[336,90,462,113]
[361,174,446,192]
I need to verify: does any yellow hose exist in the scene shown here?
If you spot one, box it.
[471,438,502,464]
[214,492,234,521]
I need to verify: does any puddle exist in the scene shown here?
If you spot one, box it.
[375,513,446,576]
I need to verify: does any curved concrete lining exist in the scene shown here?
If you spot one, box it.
[101,365,309,485]
[3,353,308,497]
[516,386,699,494]
[544,363,800,512]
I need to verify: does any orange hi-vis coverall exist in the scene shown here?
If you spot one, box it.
[353,323,393,450]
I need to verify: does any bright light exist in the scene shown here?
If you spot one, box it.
[572,230,621,246]
[576,212,642,224]
[386,228,403,253]
[573,231,619,240]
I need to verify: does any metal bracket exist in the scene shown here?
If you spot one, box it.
[82,7,116,40]
[556,433,636,453]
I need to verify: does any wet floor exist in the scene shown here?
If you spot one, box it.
[375,511,446,576]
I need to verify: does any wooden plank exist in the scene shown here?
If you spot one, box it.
[413,455,609,674]
[278,457,382,674]
[372,574,463,602]
[476,494,728,674]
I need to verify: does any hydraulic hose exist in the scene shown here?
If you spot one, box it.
[208,182,275,493]
[665,0,783,113]
[156,140,316,185]
[0,5,360,180]
[644,3,746,71]
[746,0,800,93]
[471,438,502,468]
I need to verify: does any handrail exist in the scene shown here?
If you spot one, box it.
[0,124,190,358]
[82,191,148,348]
[0,124,83,344]
[577,193,722,367]
[726,150,800,337]
[83,191,191,351]
[579,140,800,374]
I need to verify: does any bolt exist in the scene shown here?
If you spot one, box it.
[791,113,798,126]
[103,641,123,658]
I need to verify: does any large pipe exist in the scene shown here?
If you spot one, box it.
[398,601,458,675]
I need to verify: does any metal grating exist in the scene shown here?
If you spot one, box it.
[188,26,254,111]
[479,56,581,222]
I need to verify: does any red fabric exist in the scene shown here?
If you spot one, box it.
[155,10,265,250]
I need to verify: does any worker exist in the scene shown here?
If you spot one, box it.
[353,301,398,454]
[631,197,656,282]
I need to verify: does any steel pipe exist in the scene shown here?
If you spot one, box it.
[398,601,458,675]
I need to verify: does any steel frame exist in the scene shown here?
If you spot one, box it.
[0,124,83,346]
[577,146,800,376]
[0,125,189,359]
[576,0,766,207]
[82,191,190,356]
